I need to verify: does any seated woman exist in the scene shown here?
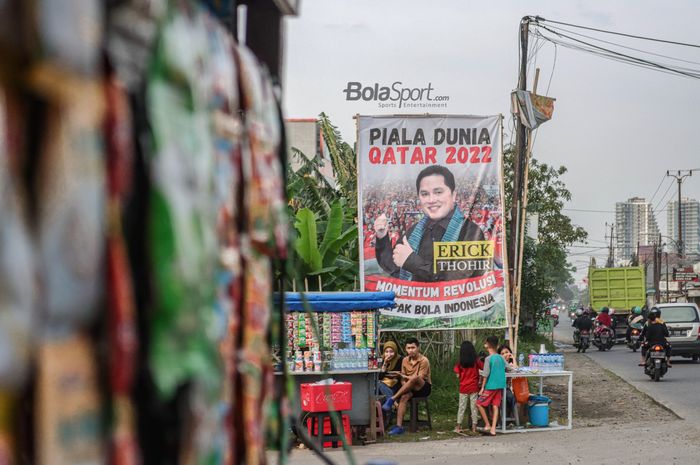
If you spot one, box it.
[498,344,527,423]
[378,341,403,399]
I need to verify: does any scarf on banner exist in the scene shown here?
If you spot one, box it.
[399,205,465,281]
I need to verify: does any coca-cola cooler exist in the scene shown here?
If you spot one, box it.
[300,381,353,412]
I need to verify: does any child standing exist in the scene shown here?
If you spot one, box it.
[453,341,483,433]
[476,335,510,436]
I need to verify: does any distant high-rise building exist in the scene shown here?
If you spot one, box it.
[667,197,700,257]
[615,197,660,264]
[285,118,336,186]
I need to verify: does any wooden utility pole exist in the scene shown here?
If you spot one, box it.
[508,16,532,355]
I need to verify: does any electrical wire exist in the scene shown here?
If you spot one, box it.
[528,40,558,157]
[563,208,615,213]
[647,174,669,206]
[544,24,700,67]
[531,26,700,81]
[568,249,610,256]
[537,17,700,50]
[529,28,700,80]
[652,180,675,216]
[544,42,558,96]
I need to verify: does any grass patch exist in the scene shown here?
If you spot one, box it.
[425,332,556,419]
[377,331,557,423]
[379,411,480,442]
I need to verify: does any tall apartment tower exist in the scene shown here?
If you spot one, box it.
[667,197,700,257]
[615,197,660,264]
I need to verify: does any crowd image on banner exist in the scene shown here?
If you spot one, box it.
[362,177,503,255]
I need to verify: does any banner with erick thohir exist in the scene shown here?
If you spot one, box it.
[357,115,508,330]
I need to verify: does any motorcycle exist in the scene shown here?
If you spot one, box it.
[627,326,642,352]
[644,343,668,382]
[593,324,615,351]
[574,328,591,353]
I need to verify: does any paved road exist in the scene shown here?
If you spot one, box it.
[273,420,700,465]
[555,311,700,423]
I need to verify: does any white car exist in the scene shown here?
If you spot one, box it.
[651,303,700,361]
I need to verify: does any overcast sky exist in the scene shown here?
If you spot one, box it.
[281,0,700,283]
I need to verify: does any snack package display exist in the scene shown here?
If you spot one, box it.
[104,72,141,465]
[146,3,220,401]
[234,39,287,465]
[37,89,106,339]
[0,2,291,463]
[36,334,104,465]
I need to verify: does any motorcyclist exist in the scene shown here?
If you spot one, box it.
[573,309,593,331]
[572,309,593,346]
[639,308,671,367]
[594,307,614,342]
[596,307,612,328]
[626,306,645,342]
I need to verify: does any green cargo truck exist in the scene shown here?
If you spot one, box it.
[588,266,646,340]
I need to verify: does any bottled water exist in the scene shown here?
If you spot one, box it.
[518,353,525,367]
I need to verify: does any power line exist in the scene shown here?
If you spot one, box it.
[530,22,700,82]
[537,17,700,50]
[563,207,670,215]
[530,30,689,82]
[648,174,669,206]
[534,25,700,81]
[563,208,615,213]
[652,179,676,216]
[545,42,558,96]
[544,24,700,68]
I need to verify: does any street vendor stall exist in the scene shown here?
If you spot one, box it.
[277,291,395,437]
[499,355,573,434]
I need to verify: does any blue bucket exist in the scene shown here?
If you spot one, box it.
[527,395,551,427]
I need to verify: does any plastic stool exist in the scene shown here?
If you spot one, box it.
[375,401,385,436]
[409,397,432,432]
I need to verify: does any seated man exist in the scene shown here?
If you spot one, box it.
[381,337,431,436]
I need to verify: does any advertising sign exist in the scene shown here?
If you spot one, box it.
[673,267,699,282]
[357,115,507,330]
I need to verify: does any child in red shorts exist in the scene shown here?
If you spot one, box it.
[476,335,510,435]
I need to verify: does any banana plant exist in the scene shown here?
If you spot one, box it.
[293,201,358,291]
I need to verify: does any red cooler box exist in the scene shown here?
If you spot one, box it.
[300,382,352,412]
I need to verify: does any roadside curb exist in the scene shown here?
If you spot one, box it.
[581,353,682,420]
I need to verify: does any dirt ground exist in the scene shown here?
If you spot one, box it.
[290,349,679,450]
[547,350,678,427]
[275,350,688,465]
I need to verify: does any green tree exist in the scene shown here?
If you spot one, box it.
[504,147,588,332]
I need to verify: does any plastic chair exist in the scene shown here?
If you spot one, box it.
[374,400,385,436]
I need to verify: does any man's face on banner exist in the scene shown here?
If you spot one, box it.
[418,174,456,221]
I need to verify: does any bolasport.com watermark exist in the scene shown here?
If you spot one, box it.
[342,81,450,109]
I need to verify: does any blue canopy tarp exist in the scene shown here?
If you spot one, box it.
[280,292,395,312]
